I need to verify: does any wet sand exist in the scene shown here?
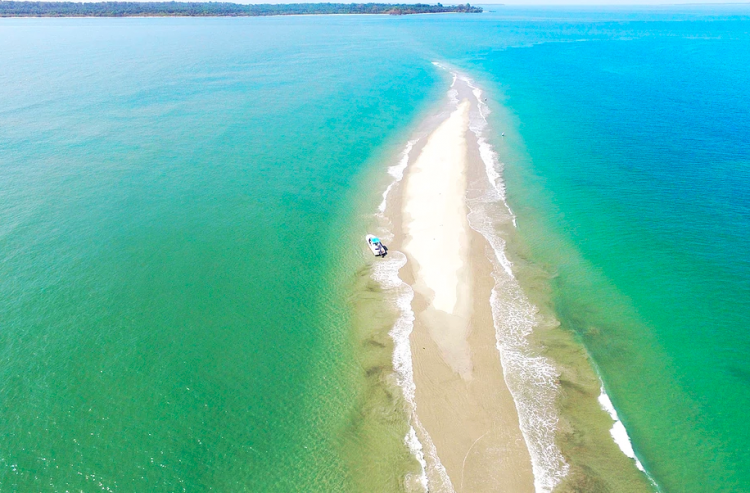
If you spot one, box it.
[394,78,535,492]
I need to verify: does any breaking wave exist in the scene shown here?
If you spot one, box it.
[378,139,418,214]
[446,64,570,492]
[371,138,455,493]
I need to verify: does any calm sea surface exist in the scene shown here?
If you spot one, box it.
[1,8,749,492]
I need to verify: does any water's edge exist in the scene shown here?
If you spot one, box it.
[365,65,657,492]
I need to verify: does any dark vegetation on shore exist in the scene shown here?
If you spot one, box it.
[0,1,483,17]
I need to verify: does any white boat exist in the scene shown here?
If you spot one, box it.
[366,234,387,257]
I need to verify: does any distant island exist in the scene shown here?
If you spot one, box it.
[0,1,483,17]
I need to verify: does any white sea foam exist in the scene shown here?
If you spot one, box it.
[597,388,645,471]
[466,204,569,492]
[423,63,660,492]
[371,251,454,493]
[456,66,662,491]
[597,386,662,489]
[404,425,429,491]
[434,62,459,105]
[378,139,418,214]
[435,66,570,492]
[374,65,572,492]
[371,138,454,493]
[448,87,459,105]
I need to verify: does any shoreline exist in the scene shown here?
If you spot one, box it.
[0,13,471,19]
[369,64,657,493]
[374,69,545,492]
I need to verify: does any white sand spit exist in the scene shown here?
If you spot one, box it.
[402,100,473,379]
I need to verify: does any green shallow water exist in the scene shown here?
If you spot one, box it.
[2,8,750,492]
[0,18,442,491]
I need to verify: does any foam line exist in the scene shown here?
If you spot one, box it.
[371,251,455,493]
[435,63,570,492]
[597,389,645,470]
[378,139,418,214]
[371,137,454,493]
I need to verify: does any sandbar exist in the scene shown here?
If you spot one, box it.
[396,77,536,492]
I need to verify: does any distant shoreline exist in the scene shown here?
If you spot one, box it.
[0,1,483,18]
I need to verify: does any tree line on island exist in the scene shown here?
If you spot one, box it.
[0,1,483,17]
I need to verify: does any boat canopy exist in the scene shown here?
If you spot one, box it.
[372,237,380,243]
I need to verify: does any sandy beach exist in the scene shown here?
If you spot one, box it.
[392,76,536,492]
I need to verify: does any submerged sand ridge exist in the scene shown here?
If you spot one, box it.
[397,83,535,492]
[379,67,647,493]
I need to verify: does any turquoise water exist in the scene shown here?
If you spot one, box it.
[474,34,750,491]
[2,8,750,492]
[0,18,442,491]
